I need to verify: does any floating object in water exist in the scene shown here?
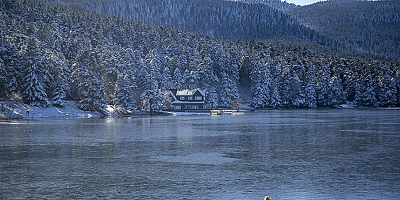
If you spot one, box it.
[264,196,271,200]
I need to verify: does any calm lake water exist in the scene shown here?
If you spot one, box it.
[1,109,399,200]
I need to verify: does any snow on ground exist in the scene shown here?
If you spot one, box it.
[0,101,99,120]
[337,101,357,108]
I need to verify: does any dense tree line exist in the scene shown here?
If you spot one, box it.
[225,0,299,12]
[45,0,400,61]
[1,0,399,116]
[43,0,336,48]
[290,0,400,60]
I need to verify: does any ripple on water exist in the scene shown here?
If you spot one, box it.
[152,152,237,165]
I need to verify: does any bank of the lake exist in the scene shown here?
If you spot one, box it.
[1,100,399,120]
[0,101,99,120]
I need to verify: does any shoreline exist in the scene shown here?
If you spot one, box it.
[1,100,398,121]
[0,101,99,120]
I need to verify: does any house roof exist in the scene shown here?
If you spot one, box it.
[176,89,205,96]
[172,100,205,105]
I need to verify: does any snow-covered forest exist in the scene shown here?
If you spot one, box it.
[45,0,336,48]
[290,0,400,60]
[1,0,399,116]
[45,0,400,60]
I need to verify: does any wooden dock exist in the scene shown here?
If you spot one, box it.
[210,109,246,115]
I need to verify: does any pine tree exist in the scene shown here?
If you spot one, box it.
[47,51,70,106]
[140,89,164,113]
[315,62,331,107]
[291,62,306,107]
[378,75,397,107]
[146,48,164,89]
[270,85,281,108]
[276,58,291,107]
[269,62,282,108]
[363,77,378,107]
[135,58,150,94]
[19,37,50,106]
[101,48,122,103]
[250,68,270,108]
[173,67,185,89]
[304,64,317,108]
[353,78,364,107]
[0,57,7,97]
[328,74,345,106]
[160,66,173,90]
[220,70,239,107]
[21,63,49,106]
[72,48,107,113]
[207,87,219,109]
[0,37,14,98]
[114,71,138,116]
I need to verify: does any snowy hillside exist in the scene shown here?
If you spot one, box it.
[45,0,400,60]
[1,0,399,118]
[43,0,333,47]
[225,0,299,12]
[290,0,400,60]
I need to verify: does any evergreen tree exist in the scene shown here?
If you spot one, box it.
[363,76,378,107]
[315,63,331,107]
[304,63,317,108]
[378,75,397,107]
[72,48,107,113]
[0,37,19,98]
[290,63,306,107]
[250,68,270,108]
[207,87,219,109]
[173,67,185,89]
[113,71,138,116]
[140,89,164,113]
[21,63,49,106]
[19,37,50,106]
[328,74,345,106]
[0,57,7,97]
[47,51,70,106]
[101,48,122,103]
[160,66,173,90]
[220,70,239,107]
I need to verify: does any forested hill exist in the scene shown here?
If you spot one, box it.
[225,0,300,12]
[44,0,400,60]
[290,0,400,60]
[1,0,399,116]
[43,0,335,47]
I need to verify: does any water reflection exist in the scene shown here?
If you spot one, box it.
[1,109,399,199]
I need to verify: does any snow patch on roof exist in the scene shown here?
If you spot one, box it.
[176,88,205,96]
[176,89,197,96]
[172,100,205,104]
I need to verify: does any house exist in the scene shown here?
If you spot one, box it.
[170,89,206,110]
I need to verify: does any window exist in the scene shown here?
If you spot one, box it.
[195,96,202,100]
[188,96,193,100]
[174,106,182,110]
[180,96,185,100]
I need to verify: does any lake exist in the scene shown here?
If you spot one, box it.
[1,109,399,199]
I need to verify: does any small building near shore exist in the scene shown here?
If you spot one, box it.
[170,89,205,110]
